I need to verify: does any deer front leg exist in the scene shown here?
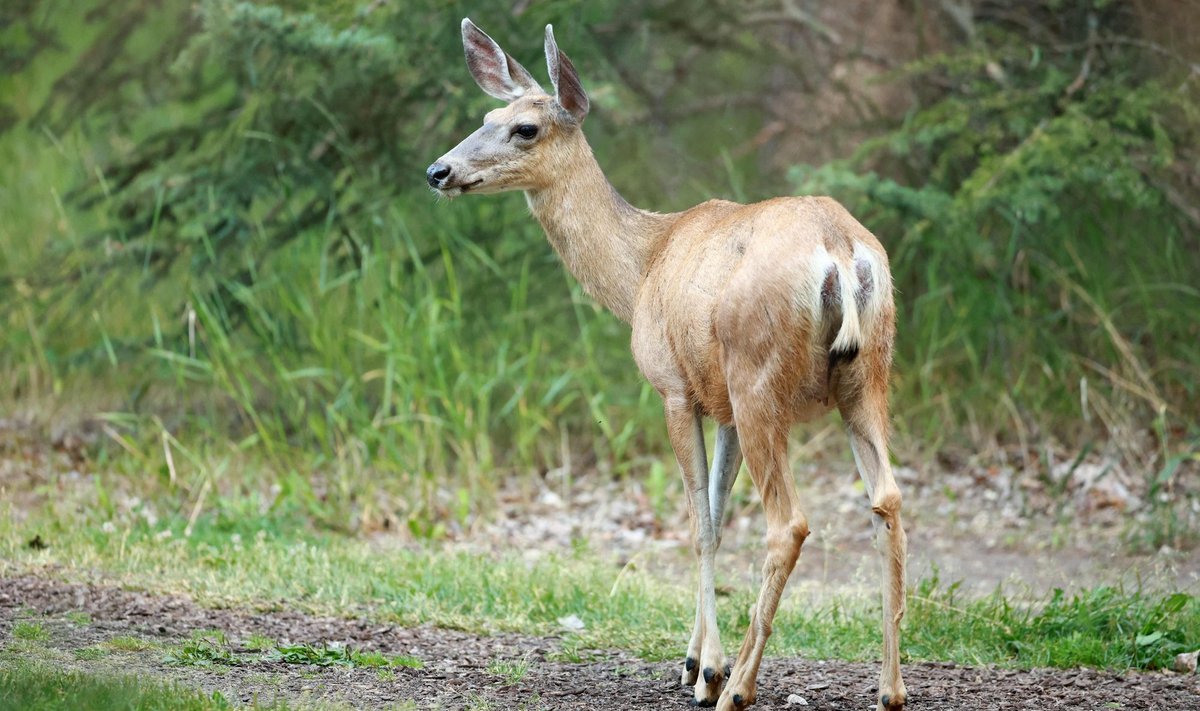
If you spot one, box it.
[664,399,727,706]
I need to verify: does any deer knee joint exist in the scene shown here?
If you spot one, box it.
[790,516,810,545]
[769,515,808,549]
[871,486,902,525]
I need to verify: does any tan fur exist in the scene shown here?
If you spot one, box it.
[431,20,908,711]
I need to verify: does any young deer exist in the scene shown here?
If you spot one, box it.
[427,19,908,711]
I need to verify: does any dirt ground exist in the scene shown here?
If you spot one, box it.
[449,458,1200,603]
[2,575,1198,711]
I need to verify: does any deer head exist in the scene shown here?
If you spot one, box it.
[426,19,591,196]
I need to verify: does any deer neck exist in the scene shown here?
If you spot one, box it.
[524,137,674,323]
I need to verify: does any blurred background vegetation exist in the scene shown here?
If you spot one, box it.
[1,0,1197,539]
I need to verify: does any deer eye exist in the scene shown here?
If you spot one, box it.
[514,124,538,139]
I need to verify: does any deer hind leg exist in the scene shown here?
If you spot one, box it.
[684,424,742,694]
[700,425,742,680]
[841,386,907,711]
[718,414,808,711]
[663,399,728,705]
[708,424,742,550]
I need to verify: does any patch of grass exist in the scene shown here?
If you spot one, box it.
[245,633,275,652]
[164,632,236,667]
[546,637,600,664]
[351,649,423,670]
[160,633,425,671]
[4,510,1198,672]
[901,577,1198,669]
[13,621,50,642]
[1,639,70,665]
[0,660,294,710]
[264,643,352,667]
[264,643,422,670]
[72,646,109,661]
[486,656,531,685]
[107,635,157,652]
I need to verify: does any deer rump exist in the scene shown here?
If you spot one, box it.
[643,195,890,426]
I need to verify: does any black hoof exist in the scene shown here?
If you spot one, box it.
[733,693,744,707]
[724,662,732,678]
[703,667,717,684]
[881,695,890,707]
[685,657,696,672]
[691,699,716,708]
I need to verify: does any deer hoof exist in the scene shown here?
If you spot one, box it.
[879,690,907,710]
[681,656,698,686]
[715,686,754,711]
[693,665,724,706]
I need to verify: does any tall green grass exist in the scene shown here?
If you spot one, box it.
[1,97,665,531]
[1,1,1197,540]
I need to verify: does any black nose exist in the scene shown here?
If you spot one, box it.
[426,162,452,188]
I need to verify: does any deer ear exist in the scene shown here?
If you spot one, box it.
[544,24,590,123]
[461,18,543,101]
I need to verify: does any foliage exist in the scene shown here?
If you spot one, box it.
[162,631,424,669]
[791,1,1200,458]
[164,630,239,666]
[263,643,422,669]
[1,0,1197,534]
[3,0,670,530]
[905,575,1197,670]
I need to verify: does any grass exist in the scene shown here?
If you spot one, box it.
[262,644,422,670]
[0,660,305,711]
[13,621,50,642]
[486,656,532,685]
[72,646,110,660]
[163,632,237,667]
[1,2,1196,547]
[107,635,158,652]
[160,631,423,670]
[4,506,1197,673]
[0,10,1197,705]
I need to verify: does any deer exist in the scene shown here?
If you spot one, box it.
[426,19,908,711]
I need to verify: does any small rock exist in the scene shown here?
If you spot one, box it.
[1174,649,1199,674]
[557,614,585,631]
[1063,459,1140,513]
[786,693,808,705]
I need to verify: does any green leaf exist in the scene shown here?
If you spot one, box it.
[1162,593,1192,614]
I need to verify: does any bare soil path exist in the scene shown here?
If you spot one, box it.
[2,576,1197,710]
